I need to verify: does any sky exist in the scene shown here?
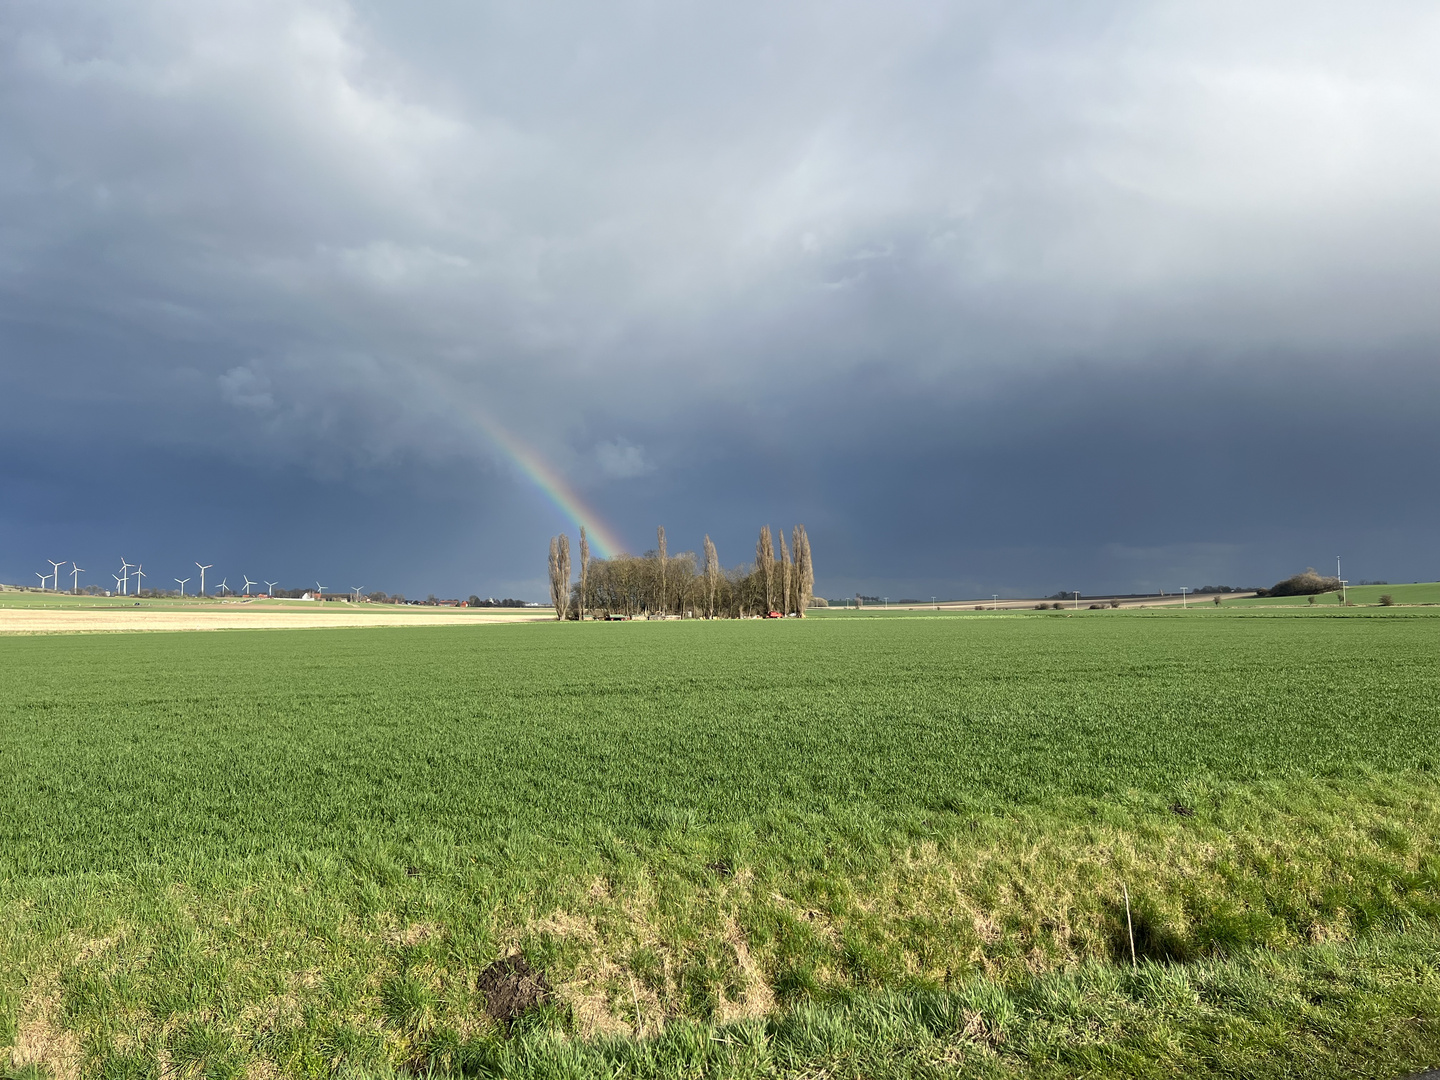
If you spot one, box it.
[3,0,1439,601]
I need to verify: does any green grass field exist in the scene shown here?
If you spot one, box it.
[0,589,337,611]
[0,589,224,610]
[3,611,1440,1077]
[1224,581,1440,607]
[807,581,1440,611]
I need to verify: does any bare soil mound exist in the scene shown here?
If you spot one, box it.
[477,954,553,1026]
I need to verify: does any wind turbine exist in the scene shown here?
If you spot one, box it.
[36,571,49,590]
[131,564,146,595]
[351,585,364,602]
[112,573,123,595]
[119,558,132,595]
[242,576,256,596]
[70,565,84,592]
[48,560,66,592]
[175,577,190,596]
[315,582,326,598]
[215,577,229,596]
[196,563,212,596]
[264,580,278,598]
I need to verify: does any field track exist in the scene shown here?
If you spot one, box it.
[0,606,548,633]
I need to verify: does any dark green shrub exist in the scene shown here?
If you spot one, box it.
[1270,568,1341,597]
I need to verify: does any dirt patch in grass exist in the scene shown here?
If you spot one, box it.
[477,954,553,1027]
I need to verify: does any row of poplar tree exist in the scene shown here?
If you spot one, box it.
[547,525,817,620]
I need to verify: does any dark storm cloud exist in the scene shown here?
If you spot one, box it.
[3,0,1439,596]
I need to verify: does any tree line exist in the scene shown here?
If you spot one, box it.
[547,525,817,619]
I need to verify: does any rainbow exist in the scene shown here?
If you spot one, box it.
[460,404,627,559]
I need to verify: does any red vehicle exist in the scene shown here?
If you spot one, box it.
[764,610,784,618]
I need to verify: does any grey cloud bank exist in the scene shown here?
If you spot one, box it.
[3,0,1438,598]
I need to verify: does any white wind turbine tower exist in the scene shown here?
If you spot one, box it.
[264,580,278,598]
[48,560,66,592]
[196,563,212,596]
[315,582,326,598]
[131,564,146,595]
[119,558,132,595]
[242,576,256,596]
[351,585,364,602]
[70,565,84,592]
[175,577,190,596]
[112,573,123,594]
[215,577,230,596]
[36,570,49,590]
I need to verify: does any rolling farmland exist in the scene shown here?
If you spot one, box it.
[1225,581,1440,607]
[3,611,1440,1077]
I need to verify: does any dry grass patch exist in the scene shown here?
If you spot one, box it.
[8,987,81,1080]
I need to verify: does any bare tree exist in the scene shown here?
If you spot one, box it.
[703,534,720,618]
[656,526,667,617]
[578,526,590,621]
[756,525,775,613]
[668,551,698,616]
[780,532,793,615]
[558,533,571,619]
[548,536,562,620]
[790,525,801,614]
[549,534,572,620]
[795,524,814,616]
